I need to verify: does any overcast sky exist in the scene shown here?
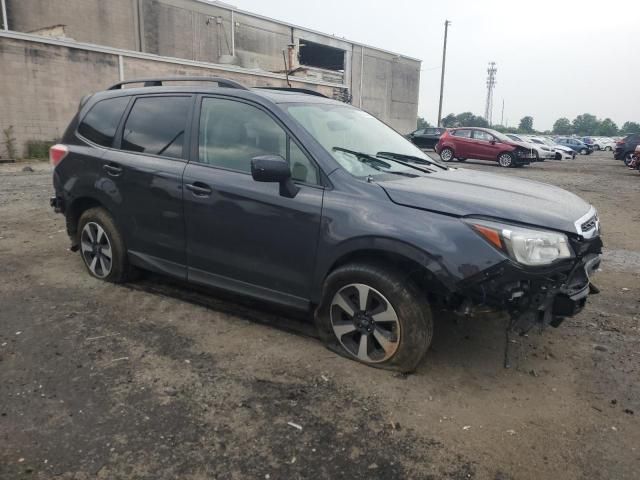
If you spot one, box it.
[230,0,639,131]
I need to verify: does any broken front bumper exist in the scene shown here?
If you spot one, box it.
[458,235,603,333]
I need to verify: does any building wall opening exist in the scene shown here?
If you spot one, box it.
[298,40,345,71]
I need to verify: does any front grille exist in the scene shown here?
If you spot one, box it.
[581,215,597,232]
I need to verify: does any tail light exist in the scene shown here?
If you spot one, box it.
[49,144,69,167]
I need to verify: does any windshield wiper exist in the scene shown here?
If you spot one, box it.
[376,151,448,171]
[332,147,426,178]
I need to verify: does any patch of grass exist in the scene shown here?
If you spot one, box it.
[26,139,57,159]
[2,126,17,160]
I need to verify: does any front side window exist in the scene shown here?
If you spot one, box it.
[78,96,130,147]
[121,96,191,159]
[473,130,493,142]
[198,98,319,184]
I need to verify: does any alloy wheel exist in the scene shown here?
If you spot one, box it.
[498,153,512,167]
[80,222,113,278]
[440,148,453,162]
[330,283,400,363]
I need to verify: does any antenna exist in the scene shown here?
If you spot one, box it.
[484,62,497,125]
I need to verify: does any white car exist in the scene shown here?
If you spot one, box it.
[528,136,575,160]
[594,137,616,151]
[506,134,555,161]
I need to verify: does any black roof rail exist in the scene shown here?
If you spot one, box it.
[255,87,329,98]
[107,76,249,91]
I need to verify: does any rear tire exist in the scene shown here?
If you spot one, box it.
[498,152,515,168]
[439,147,454,162]
[77,207,133,283]
[580,148,588,155]
[315,262,433,373]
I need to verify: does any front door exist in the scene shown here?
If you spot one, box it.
[470,129,500,160]
[183,96,324,307]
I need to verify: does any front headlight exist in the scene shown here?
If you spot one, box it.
[466,219,573,266]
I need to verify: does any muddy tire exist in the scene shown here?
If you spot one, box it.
[315,262,433,373]
[77,207,133,283]
[439,147,454,162]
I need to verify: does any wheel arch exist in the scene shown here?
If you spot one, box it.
[313,238,456,304]
[65,196,114,246]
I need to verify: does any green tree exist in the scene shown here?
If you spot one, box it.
[518,116,534,133]
[441,113,457,128]
[572,113,600,135]
[620,121,640,134]
[552,117,573,135]
[596,118,618,136]
[417,116,431,129]
[490,124,508,133]
[455,112,488,127]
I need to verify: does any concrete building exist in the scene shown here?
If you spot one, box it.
[0,0,421,158]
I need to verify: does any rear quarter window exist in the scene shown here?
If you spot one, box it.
[77,97,130,147]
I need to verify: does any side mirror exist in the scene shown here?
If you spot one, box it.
[250,155,299,198]
[490,139,496,145]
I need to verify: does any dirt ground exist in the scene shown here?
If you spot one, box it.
[1,151,638,480]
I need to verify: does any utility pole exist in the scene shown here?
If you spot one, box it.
[437,20,451,127]
[1,0,8,31]
[484,62,497,125]
[500,99,504,126]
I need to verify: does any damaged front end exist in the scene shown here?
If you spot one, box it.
[453,232,602,367]
[448,214,602,366]
[463,237,601,330]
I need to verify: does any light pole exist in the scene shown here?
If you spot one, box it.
[437,20,451,127]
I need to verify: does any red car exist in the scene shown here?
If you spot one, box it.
[435,127,536,167]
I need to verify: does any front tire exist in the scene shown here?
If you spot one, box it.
[498,152,515,168]
[78,207,133,283]
[439,147,454,162]
[316,263,433,373]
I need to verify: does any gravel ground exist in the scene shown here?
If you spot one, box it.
[1,151,638,479]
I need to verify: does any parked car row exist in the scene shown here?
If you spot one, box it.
[407,127,598,164]
[49,77,603,372]
[581,136,617,151]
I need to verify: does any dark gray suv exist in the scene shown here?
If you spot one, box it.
[50,77,603,372]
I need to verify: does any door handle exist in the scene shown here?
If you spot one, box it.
[103,163,123,176]
[185,182,212,196]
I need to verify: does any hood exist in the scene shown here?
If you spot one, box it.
[379,167,591,233]
[554,144,574,152]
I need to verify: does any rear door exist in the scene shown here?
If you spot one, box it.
[102,94,193,276]
[182,95,324,307]
[450,129,473,157]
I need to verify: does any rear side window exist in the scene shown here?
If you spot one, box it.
[121,96,191,159]
[78,97,129,147]
[452,129,472,138]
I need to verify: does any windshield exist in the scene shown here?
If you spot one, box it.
[282,102,437,178]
